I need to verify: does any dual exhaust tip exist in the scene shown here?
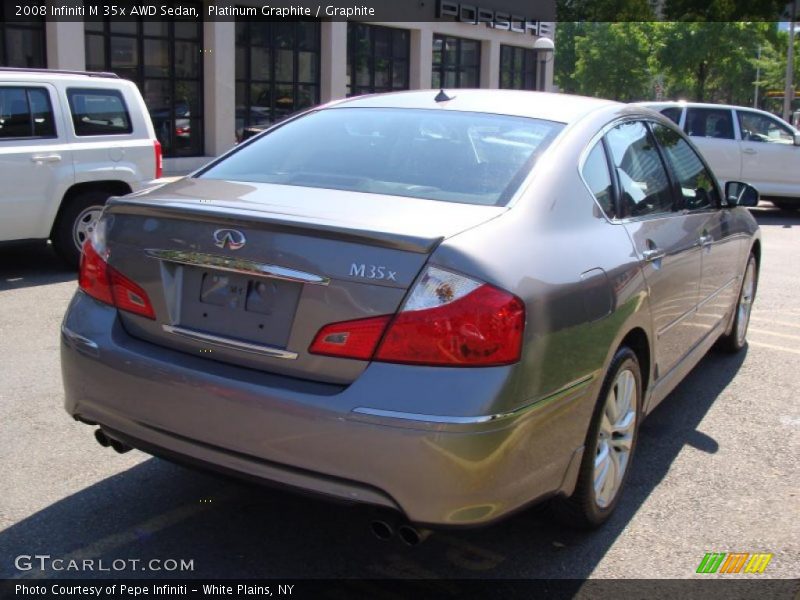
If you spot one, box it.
[94,428,132,454]
[370,519,431,546]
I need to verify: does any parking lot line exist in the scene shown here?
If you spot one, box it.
[748,328,800,341]
[747,340,800,356]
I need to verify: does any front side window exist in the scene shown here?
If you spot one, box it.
[605,121,674,218]
[201,108,564,207]
[651,123,718,211]
[684,107,734,140]
[432,35,481,89]
[347,23,409,96]
[0,86,55,139]
[581,141,614,217]
[737,110,794,144]
[67,88,132,136]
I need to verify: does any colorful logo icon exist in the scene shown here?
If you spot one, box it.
[696,552,773,574]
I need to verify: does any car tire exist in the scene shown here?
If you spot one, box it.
[771,200,799,211]
[52,190,110,269]
[551,347,642,529]
[716,254,758,354]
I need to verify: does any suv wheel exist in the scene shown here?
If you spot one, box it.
[52,190,110,269]
[551,347,642,528]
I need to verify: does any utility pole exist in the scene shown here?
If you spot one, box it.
[754,45,762,109]
[784,0,797,121]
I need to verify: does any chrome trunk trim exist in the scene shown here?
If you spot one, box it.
[146,249,330,286]
[161,325,298,360]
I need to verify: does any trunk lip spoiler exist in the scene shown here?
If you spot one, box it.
[145,248,330,286]
[108,198,445,254]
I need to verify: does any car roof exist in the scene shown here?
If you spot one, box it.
[0,67,120,81]
[638,100,770,112]
[330,89,621,124]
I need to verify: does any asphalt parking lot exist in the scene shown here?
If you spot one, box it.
[0,204,798,582]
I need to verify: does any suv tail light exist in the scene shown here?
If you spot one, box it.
[154,139,163,179]
[309,266,525,367]
[79,238,155,320]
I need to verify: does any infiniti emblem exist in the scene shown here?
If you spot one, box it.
[213,228,246,251]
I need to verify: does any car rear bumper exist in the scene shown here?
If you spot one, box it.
[61,291,593,526]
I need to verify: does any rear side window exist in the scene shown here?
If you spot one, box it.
[200,107,565,206]
[605,121,674,218]
[581,141,615,217]
[660,107,682,124]
[684,107,734,140]
[67,88,132,136]
[0,87,56,139]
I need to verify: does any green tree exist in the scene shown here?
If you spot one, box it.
[653,22,772,104]
[571,23,656,101]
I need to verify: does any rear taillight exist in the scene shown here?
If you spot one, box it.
[79,239,155,320]
[154,139,163,179]
[309,266,525,367]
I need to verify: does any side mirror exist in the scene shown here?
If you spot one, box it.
[794,133,800,146]
[725,181,759,208]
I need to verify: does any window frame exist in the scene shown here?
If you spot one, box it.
[580,117,698,223]
[649,120,723,213]
[0,85,57,141]
[431,34,481,89]
[66,87,133,137]
[499,44,538,91]
[683,106,736,141]
[84,13,204,156]
[347,23,410,97]
[735,108,795,144]
[0,16,46,68]
[234,20,321,142]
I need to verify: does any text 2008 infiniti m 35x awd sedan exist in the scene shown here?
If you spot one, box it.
[61,90,760,532]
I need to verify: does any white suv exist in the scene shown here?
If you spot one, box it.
[0,68,162,266]
[638,101,800,210]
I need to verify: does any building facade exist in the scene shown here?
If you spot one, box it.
[1,12,554,173]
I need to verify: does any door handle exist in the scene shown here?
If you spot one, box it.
[31,153,62,163]
[642,248,666,262]
[699,234,713,246]
[742,148,757,155]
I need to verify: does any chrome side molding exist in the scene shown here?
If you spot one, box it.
[146,249,330,286]
[162,325,298,360]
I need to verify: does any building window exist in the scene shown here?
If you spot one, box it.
[431,35,480,89]
[347,23,410,96]
[235,21,320,142]
[500,45,537,90]
[84,13,203,157]
[0,11,46,68]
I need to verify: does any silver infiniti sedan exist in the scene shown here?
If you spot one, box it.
[61,90,760,533]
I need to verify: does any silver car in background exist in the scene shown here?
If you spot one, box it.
[61,90,760,533]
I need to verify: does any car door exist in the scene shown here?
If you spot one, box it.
[736,108,800,197]
[651,122,742,338]
[0,83,73,241]
[606,120,704,378]
[683,106,741,188]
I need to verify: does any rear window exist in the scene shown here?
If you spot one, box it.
[660,107,682,125]
[200,108,564,206]
[67,88,132,136]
